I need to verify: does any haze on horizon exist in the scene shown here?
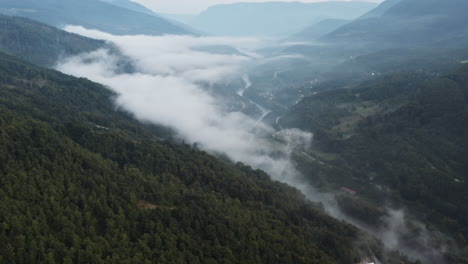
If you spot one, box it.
[132,0,383,14]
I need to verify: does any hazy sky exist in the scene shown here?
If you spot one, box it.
[132,0,383,14]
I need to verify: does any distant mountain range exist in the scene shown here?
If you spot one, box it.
[278,0,468,94]
[0,0,192,35]
[167,1,377,37]
[323,0,468,50]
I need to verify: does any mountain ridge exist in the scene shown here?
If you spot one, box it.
[0,48,408,264]
[323,0,468,49]
[280,65,468,263]
[0,14,105,66]
[0,0,192,35]
[176,1,377,37]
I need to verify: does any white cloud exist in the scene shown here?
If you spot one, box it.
[57,26,313,191]
[56,27,449,263]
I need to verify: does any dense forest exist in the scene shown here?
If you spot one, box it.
[1,0,467,261]
[282,65,468,263]
[0,51,415,263]
[0,15,105,66]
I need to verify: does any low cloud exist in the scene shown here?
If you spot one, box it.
[57,26,313,192]
[380,210,452,263]
[57,26,449,263]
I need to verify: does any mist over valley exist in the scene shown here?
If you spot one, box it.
[0,0,467,263]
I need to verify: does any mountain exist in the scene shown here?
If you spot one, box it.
[0,15,105,66]
[324,0,468,50]
[255,0,468,111]
[0,0,191,35]
[98,0,157,16]
[177,1,377,37]
[292,19,350,41]
[359,0,402,19]
[280,66,468,263]
[161,13,197,25]
[0,38,419,263]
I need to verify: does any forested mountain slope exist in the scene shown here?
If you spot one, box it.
[278,0,468,104]
[281,65,468,263]
[0,51,413,263]
[324,0,468,50]
[0,15,105,66]
[0,0,191,35]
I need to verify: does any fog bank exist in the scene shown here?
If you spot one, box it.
[57,26,449,264]
[58,26,315,197]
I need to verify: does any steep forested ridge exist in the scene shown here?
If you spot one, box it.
[0,15,105,66]
[324,0,468,50]
[0,0,191,36]
[0,51,407,263]
[282,66,468,262]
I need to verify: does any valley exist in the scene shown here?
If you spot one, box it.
[0,0,467,263]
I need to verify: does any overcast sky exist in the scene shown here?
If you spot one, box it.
[132,0,383,14]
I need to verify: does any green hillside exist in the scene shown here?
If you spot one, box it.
[0,15,105,66]
[0,50,412,263]
[281,65,468,263]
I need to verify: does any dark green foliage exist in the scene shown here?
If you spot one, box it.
[0,50,373,263]
[0,15,104,66]
[282,65,468,260]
